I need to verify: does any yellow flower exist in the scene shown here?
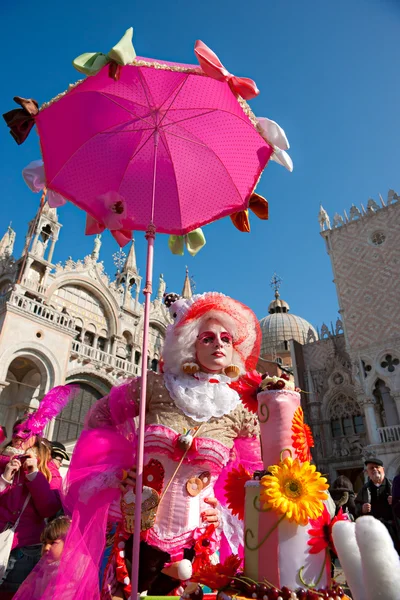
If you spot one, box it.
[260,457,328,525]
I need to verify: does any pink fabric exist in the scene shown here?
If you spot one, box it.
[47,428,136,600]
[194,40,259,100]
[0,461,62,549]
[35,59,272,237]
[13,558,64,600]
[257,389,300,467]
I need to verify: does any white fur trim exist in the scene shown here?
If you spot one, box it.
[163,372,241,422]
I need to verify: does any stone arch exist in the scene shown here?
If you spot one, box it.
[66,368,116,391]
[0,342,60,389]
[0,344,60,440]
[46,275,120,337]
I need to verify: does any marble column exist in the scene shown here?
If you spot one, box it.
[47,236,57,264]
[363,399,381,444]
[393,392,400,424]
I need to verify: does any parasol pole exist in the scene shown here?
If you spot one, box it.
[131,130,159,599]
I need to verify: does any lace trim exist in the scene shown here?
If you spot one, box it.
[163,372,240,422]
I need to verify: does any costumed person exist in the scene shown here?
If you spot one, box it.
[355,457,400,553]
[50,292,263,600]
[0,385,77,595]
[12,516,71,600]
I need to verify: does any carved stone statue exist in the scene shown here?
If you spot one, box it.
[91,234,102,261]
[349,204,361,221]
[318,205,331,231]
[333,213,344,228]
[367,198,380,212]
[157,273,166,300]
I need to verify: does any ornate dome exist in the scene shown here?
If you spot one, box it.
[259,291,318,355]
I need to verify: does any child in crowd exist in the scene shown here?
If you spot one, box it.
[12,516,71,599]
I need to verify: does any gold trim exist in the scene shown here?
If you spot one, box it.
[40,79,85,110]
[38,59,260,135]
[132,58,204,75]
[258,400,269,424]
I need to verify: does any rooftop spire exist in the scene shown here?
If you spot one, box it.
[123,239,138,273]
[181,266,193,299]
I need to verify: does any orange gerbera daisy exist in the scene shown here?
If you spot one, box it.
[291,406,314,463]
[260,457,328,525]
[224,464,252,520]
[192,554,241,590]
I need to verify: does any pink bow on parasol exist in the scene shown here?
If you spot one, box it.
[194,40,259,100]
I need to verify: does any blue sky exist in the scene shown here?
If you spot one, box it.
[1,0,400,329]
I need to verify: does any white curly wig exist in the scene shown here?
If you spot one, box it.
[162,292,261,376]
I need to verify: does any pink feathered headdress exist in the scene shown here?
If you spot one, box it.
[13,385,79,439]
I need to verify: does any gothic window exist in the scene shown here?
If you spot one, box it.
[151,358,158,372]
[276,357,283,365]
[332,372,344,385]
[329,394,365,438]
[370,231,386,246]
[380,355,399,373]
[362,360,372,377]
[53,383,102,443]
[134,351,141,366]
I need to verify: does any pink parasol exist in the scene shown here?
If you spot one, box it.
[4,29,292,598]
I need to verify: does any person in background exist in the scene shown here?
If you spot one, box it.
[12,516,71,600]
[330,475,357,519]
[0,425,62,595]
[50,442,70,471]
[0,385,76,596]
[355,458,399,552]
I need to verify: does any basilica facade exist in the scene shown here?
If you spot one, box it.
[0,202,178,456]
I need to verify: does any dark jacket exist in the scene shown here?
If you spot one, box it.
[392,474,400,519]
[355,477,393,521]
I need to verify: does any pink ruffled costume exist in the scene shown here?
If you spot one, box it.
[44,371,261,599]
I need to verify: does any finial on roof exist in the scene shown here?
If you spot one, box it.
[270,272,282,299]
[122,238,138,273]
[181,266,193,299]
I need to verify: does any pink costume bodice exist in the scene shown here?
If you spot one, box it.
[88,372,259,558]
[143,424,231,556]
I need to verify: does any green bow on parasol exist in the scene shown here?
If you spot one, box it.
[73,27,136,77]
[168,228,206,257]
